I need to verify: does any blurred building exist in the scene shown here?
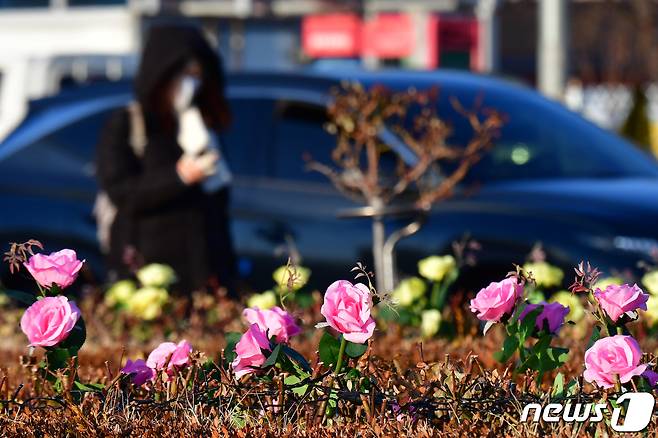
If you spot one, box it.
[0,0,495,140]
[3,0,658,149]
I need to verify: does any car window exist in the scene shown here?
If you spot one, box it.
[222,98,273,177]
[270,101,335,183]
[432,87,658,182]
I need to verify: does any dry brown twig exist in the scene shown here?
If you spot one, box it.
[307,82,504,211]
[2,240,43,274]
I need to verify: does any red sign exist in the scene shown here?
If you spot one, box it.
[302,14,362,58]
[362,14,415,59]
[433,16,480,71]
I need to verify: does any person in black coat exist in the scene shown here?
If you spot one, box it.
[96,24,237,295]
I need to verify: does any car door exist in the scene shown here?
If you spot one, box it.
[222,95,373,290]
[0,104,117,287]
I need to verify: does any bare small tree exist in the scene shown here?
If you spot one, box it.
[307,82,503,292]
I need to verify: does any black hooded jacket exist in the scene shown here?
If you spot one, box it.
[96,25,235,294]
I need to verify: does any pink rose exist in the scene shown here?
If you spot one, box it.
[320,280,376,344]
[583,335,647,388]
[231,324,271,379]
[469,278,522,322]
[519,301,569,334]
[242,306,301,343]
[20,296,81,347]
[594,283,648,322]
[24,249,84,289]
[121,359,154,386]
[146,340,192,372]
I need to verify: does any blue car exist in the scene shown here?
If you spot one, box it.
[1,70,658,291]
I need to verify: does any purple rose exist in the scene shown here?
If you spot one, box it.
[519,301,569,334]
[643,369,658,387]
[121,359,154,386]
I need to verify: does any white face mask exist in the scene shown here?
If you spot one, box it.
[174,75,200,112]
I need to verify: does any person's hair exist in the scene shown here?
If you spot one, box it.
[195,55,232,131]
[144,56,231,133]
[136,25,231,133]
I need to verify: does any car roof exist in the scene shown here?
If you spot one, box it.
[2,68,649,171]
[3,68,658,181]
[25,68,540,113]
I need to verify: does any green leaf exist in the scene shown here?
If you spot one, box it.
[58,317,86,355]
[3,289,37,306]
[281,344,312,374]
[262,344,282,368]
[45,348,72,371]
[565,378,579,396]
[587,326,601,350]
[73,381,104,393]
[224,332,242,364]
[520,339,568,374]
[284,375,308,396]
[319,332,341,368]
[551,372,565,398]
[509,301,529,328]
[518,305,543,342]
[544,347,569,371]
[345,341,368,359]
[493,335,519,363]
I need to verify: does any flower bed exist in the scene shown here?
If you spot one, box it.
[2,243,658,436]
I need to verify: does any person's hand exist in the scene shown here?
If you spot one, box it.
[176,150,219,185]
[195,149,219,175]
[176,155,207,185]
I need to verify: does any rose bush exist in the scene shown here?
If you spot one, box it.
[146,340,193,373]
[243,306,301,343]
[231,324,271,379]
[550,291,585,322]
[391,277,426,307]
[104,279,137,308]
[594,283,648,322]
[519,301,569,334]
[583,335,647,388]
[127,287,169,321]
[418,255,456,283]
[122,359,155,386]
[246,290,277,310]
[420,309,441,338]
[136,263,177,289]
[320,280,376,344]
[20,296,81,347]
[522,261,564,288]
[470,277,522,323]
[23,249,84,290]
[273,265,310,291]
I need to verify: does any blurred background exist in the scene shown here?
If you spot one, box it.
[3,0,658,147]
[2,0,658,293]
